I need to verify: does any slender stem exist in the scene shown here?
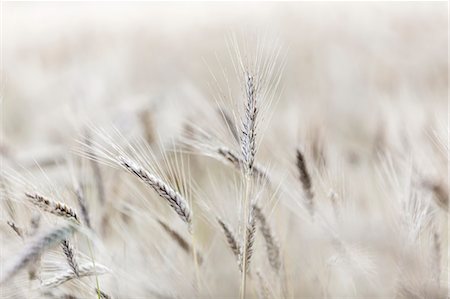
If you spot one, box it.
[86,237,101,299]
[240,176,251,299]
[191,231,201,293]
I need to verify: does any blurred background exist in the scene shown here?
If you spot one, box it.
[3,2,447,160]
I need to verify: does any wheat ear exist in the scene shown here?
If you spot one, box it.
[240,208,256,273]
[42,263,109,288]
[240,71,259,299]
[241,73,258,175]
[158,219,203,264]
[296,149,314,214]
[25,192,80,223]
[7,220,23,238]
[60,239,79,277]
[217,218,242,264]
[118,156,192,228]
[217,147,268,182]
[253,205,280,272]
[1,224,75,284]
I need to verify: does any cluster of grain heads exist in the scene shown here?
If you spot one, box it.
[0,224,76,284]
[3,28,445,299]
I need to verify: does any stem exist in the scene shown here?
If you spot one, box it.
[191,231,201,293]
[240,176,251,299]
[86,237,101,299]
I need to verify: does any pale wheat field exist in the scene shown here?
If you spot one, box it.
[0,2,448,299]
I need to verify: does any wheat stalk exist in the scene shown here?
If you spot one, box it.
[158,219,203,264]
[241,73,258,175]
[239,70,260,299]
[217,218,242,264]
[25,192,80,223]
[217,147,268,182]
[240,208,256,274]
[7,220,23,238]
[253,205,280,272]
[42,262,109,288]
[296,149,314,214]
[60,239,79,277]
[117,156,192,228]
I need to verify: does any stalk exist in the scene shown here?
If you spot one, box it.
[239,177,251,299]
[191,232,201,292]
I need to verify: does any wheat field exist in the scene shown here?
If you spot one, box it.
[0,2,448,299]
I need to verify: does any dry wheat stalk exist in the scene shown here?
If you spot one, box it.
[158,219,190,252]
[253,205,280,272]
[60,239,79,277]
[118,156,192,227]
[296,149,314,214]
[240,208,256,273]
[158,219,203,264]
[217,218,242,263]
[1,224,75,284]
[42,262,109,288]
[241,73,258,175]
[25,192,80,223]
[7,220,23,238]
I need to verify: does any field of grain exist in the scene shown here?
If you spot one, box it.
[0,2,448,299]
